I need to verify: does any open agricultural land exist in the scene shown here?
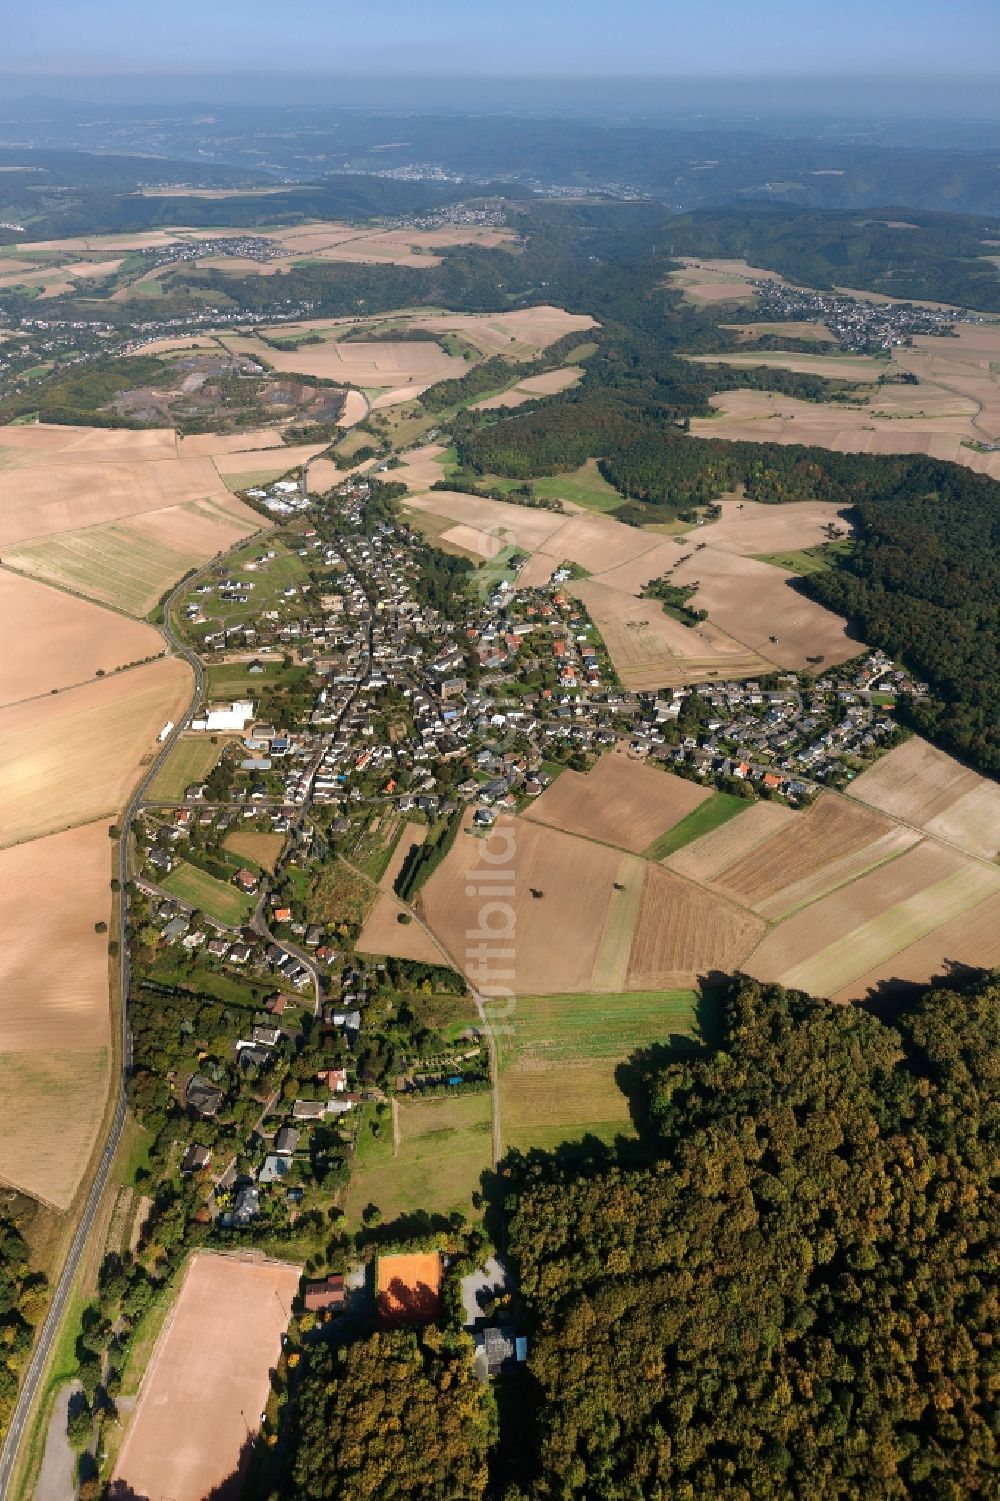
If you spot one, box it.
[0,570,163,705]
[845,737,1000,859]
[522,752,712,852]
[345,1093,493,1225]
[111,1252,301,1501]
[398,458,865,680]
[666,257,793,305]
[0,655,192,845]
[687,320,1000,481]
[0,822,113,1209]
[497,988,711,1152]
[0,424,265,614]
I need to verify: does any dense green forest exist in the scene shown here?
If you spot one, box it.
[290,1329,494,1500]
[503,976,999,1500]
[0,1208,44,1435]
[804,469,1000,773]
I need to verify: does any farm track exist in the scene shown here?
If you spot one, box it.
[0,522,273,1498]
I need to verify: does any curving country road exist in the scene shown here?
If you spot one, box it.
[0,530,264,1498]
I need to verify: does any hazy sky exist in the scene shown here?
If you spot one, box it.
[5,0,1000,78]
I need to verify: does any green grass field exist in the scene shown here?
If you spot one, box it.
[561,340,599,363]
[161,860,256,926]
[203,660,311,698]
[531,460,624,512]
[498,988,713,1152]
[643,793,750,860]
[182,539,310,633]
[147,736,225,802]
[752,538,856,576]
[344,1092,493,1225]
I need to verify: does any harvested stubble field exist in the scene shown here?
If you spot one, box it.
[146,735,225,801]
[720,320,837,344]
[498,988,705,1151]
[404,488,570,554]
[421,814,646,995]
[680,497,855,557]
[846,737,1000,860]
[830,888,1000,1003]
[472,365,583,409]
[567,578,770,689]
[345,1094,492,1224]
[523,753,711,853]
[6,492,262,616]
[746,839,1000,998]
[703,792,922,920]
[0,569,162,705]
[688,389,1000,482]
[687,350,884,381]
[220,331,466,388]
[666,545,864,671]
[666,258,790,306]
[0,821,114,1208]
[112,1252,301,1501]
[0,453,240,547]
[666,800,798,883]
[0,655,192,846]
[626,865,766,990]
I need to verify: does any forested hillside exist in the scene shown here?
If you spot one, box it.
[504,977,999,1500]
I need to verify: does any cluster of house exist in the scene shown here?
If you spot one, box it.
[622,651,915,793]
[750,279,986,352]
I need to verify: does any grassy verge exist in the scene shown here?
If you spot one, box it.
[642,793,750,860]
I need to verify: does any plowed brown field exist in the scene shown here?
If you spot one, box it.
[523,753,710,852]
[626,866,766,989]
[707,792,921,919]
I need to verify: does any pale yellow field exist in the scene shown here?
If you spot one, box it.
[219,332,466,388]
[667,258,790,306]
[0,656,192,845]
[472,365,583,409]
[0,821,114,1208]
[721,320,837,343]
[666,544,864,671]
[746,840,1000,997]
[0,454,236,546]
[689,385,1000,482]
[846,737,1000,859]
[0,570,163,704]
[5,492,262,615]
[212,440,327,477]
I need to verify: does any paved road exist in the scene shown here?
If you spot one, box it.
[0,529,265,1498]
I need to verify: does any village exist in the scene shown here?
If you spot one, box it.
[122,452,928,1264]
